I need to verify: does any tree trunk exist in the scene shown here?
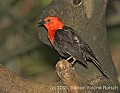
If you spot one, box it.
[38,0,120,92]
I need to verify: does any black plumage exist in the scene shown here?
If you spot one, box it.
[53,26,109,78]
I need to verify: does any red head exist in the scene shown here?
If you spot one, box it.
[38,16,64,44]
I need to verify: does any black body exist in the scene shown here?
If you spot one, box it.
[53,26,108,77]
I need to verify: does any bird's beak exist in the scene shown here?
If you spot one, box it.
[38,20,45,27]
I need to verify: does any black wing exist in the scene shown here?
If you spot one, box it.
[53,26,88,66]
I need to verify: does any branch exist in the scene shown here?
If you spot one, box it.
[0,60,91,93]
[0,60,119,93]
[0,64,56,93]
[56,60,81,93]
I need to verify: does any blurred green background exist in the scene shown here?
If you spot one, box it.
[0,0,120,83]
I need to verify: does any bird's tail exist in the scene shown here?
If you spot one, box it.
[92,59,109,78]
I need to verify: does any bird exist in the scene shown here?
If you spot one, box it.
[38,16,109,78]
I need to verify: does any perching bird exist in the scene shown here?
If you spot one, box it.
[38,16,109,78]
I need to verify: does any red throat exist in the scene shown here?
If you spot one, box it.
[44,17,63,44]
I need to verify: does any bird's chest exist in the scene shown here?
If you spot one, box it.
[48,30,56,44]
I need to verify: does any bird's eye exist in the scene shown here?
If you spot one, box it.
[47,19,50,22]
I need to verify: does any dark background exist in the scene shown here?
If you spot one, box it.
[0,0,120,83]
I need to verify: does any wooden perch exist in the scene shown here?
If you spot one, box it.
[56,60,92,93]
[0,60,91,93]
[56,60,81,93]
[0,60,119,93]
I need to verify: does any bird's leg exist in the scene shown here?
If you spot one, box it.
[71,57,76,65]
[66,56,73,61]
[66,56,76,68]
